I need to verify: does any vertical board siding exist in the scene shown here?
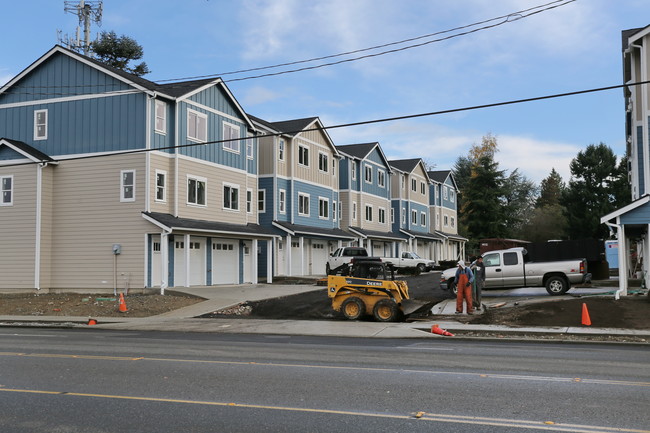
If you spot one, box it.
[0,165,38,288]
[275,177,291,223]
[49,153,149,289]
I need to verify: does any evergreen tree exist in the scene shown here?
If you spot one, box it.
[90,31,150,77]
[536,168,564,208]
[502,168,537,236]
[561,143,626,239]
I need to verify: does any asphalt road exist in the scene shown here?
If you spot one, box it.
[1,329,649,433]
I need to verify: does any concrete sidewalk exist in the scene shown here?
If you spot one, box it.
[0,283,648,342]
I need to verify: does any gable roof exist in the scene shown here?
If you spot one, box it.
[427,170,458,190]
[623,25,650,50]
[0,138,56,163]
[336,142,392,172]
[389,158,431,182]
[249,115,339,156]
[0,46,254,130]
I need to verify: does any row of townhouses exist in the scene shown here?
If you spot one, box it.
[0,46,466,291]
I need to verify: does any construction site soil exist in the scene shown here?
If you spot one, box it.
[0,274,648,335]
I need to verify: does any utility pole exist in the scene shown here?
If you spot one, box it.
[58,0,103,55]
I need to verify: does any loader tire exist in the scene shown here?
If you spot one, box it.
[373,299,401,322]
[341,297,365,320]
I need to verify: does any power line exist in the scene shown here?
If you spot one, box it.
[2,0,575,95]
[2,78,644,169]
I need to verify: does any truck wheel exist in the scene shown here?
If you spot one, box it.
[417,263,426,273]
[341,297,365,320]
[545,276,568,295]
[373,299,400,322]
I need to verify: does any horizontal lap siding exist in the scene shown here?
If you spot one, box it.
[0,165,38,288]
[39,167,54,288]
[49,154,149,289]
[360,194,392,232]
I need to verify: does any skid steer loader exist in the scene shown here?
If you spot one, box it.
[327,259,430,322]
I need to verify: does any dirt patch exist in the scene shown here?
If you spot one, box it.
[0,293,204,318]
[469,297,650,329]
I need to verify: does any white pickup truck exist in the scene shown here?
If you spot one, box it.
[326,247,435,275]
[440,247,590,296]
[326,247,374,274]
[387,251,435,273]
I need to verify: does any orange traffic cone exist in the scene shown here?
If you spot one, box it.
[431,324,454,337]
[87,318,97,326]
[118,293,128,313]
[581,303,591,326]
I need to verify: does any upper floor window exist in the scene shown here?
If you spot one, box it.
[401,175,405,189]
[411,209,417,225]
[155,101,167,134]
[450,189,455,203]
[352,202,357,220]
[258,189,266,213]
[155,170,166,202]
[351,163,357,180]
[332,201,337,221]
[187,176,206,206]
[1,175,13,206]
[298,193,310,216]
[223,184,239,210]
[279,189,286,214]
[451,217,455,228]
[246,134,254,159]
[402,207,406,224]
[411,178,417,192]
[379,208,386,224]
[443,186,449,200]
[444,215,449,226]
[223,122,241,153]
[378,170,385,187]
[298,145,309,167]
[365,205,373,222]
[319,198,329,219]
[120,170,135,202]
[34,109,47,140]
[421,212,427,226]
[390,208,394,224]
[318,153,329,173]
[364,166,372,183]
[279,139,285,161]
[187,109,207,142]
[420,182,426,195]
[246,189,253,213]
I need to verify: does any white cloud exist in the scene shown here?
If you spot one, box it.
[240,85,282,106]
[0,73,13,87]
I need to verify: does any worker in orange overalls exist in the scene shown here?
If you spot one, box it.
[455,260,475,315]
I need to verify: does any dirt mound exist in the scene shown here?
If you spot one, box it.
[470,297,649,329]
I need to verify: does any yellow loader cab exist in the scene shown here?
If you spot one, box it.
[327,259,428,322]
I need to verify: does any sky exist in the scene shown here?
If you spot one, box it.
[1,0,648,185]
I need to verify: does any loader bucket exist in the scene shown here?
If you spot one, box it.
[400,299,432,316]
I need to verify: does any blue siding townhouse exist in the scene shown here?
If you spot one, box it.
[428,170,466,262]
[601,25,650,296]
[336,143,406,259]
[389,158,441,260]
[0,45,275,291]
[250,115,354,277]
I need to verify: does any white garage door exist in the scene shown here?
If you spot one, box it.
[212,240,239,284]
[310,241,328,275]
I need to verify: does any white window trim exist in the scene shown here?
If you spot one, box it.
[443,186,449,200]
[450,189,456,203]
[365,204,373,222]
[0,175,13,206]
[318,196,329,219]
[411,209,417,225]
[34,109,48,141]
[402,207,406,225]
[246,188,253,213]
[298,145,310,167]
[120,169,136,203]
[187,175,207,207]
[318,152,329,173]
[421,182,426,195]
[390,208,394,224]
[444,215,449,226]
[351,163,357,181]
[155,169,167,203]
[379,207,386,224]
[332,200,337,222]
[223,121,241,153]
[223,182,240,211]
[378,170,385,188]
[279,189,286,214]
[155,101,167,134]
[258,189,266,213]
[298,193,310,216]
[187,109,207,142]
[352,201,357,220]
[411,178,417,192]
[364,166,372,184]
[338,201,342,221]
[421,211,426,227]
[246,134,254,159]
[278,139,285,161]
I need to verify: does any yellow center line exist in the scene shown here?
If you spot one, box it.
[0,387,647,433]
[1,351,649,387]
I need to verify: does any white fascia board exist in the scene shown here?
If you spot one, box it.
[600,195,650,223]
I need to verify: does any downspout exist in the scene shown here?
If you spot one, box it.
[605,220,625,299]
[160,227,172,295]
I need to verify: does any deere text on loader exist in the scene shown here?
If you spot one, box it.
[327,259,429,322]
